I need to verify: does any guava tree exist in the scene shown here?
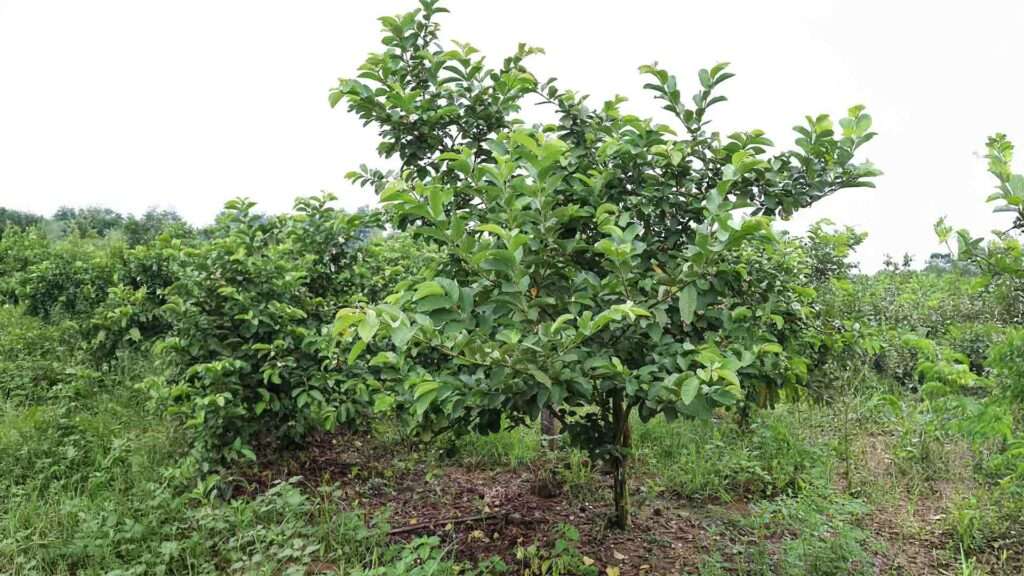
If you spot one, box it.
[937,134,1024,281]
[937,134,1024,407]
[330,1,879,527]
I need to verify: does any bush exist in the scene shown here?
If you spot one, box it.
[944,322,1004,374]
[13,236,124,321]
[0,307,82,402]
[87,230,191,362]
[151,198,378,465]
[0,227,50,306]
[986,327,1024,403]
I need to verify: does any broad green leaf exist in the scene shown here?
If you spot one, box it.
[717,368,740,387]
[347,339,367,365]
[680,376,700,405]
[477,249,517,272]
[413,281,446,301]
[678,284,697,324]
[357,310,379,342]
[373,393,396,413]
[529,368,552,386]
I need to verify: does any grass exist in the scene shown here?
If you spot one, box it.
[632,406,827,502]
[449,424,541,470]
[0,382,476,575]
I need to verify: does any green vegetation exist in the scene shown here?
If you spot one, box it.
[1,2,1023,574]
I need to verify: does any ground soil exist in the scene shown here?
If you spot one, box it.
[237,431,1015,575]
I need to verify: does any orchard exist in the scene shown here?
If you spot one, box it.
[1,2,1022,574]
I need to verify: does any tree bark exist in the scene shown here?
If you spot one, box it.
[541,408,560,450]
[610,392,632,529]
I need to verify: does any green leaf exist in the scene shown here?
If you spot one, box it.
[711,387,739,405]
[373,393,396,413]
[678,284,697,324]
[551,314,574,332]
[412,381,441,416]
[680,376,700,405]
[477,249,517,272]
[414,380,440,399]
[334,308,363,334]
[476,223,510,242]
[347,339,367,365]
[389,320,415,349]
[427,187,450,220]
[717,368,740,387]
[357,310,379,342]
[529,368,552,386]
[698,69,712,89]
[413,281,445,301]
[369,351,397,366]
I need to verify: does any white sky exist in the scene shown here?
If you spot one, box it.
[1,1,1022,271]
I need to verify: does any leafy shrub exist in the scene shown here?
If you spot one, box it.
[801,219,867,286]
[946,485,1024,559]
[986,327,1024,403]
[88,284,165,363]
[0,307,82,402]
[0,227,51,305]
[901,334,980,397]
[87,229,194,362]
[0,207,44,236]
[13,235,123,321]
[151,198,378,465]
[944,322,1004,374]
[870,329,921,385]
[52,205,126,237]
[120,207,190,247]
[346,536,463,576]
[357,232,441,303]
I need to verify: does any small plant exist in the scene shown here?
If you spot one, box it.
[514,524,598,576]
[958,546,989,576]
[949,495,988,554]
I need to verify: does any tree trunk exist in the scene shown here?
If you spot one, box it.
[541,408,560,450]
[737,401,752,431]
[610,392,632,529]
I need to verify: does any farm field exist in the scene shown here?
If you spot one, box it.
[2,2,1024,575]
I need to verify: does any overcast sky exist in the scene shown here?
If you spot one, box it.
[2,1,1022,270]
